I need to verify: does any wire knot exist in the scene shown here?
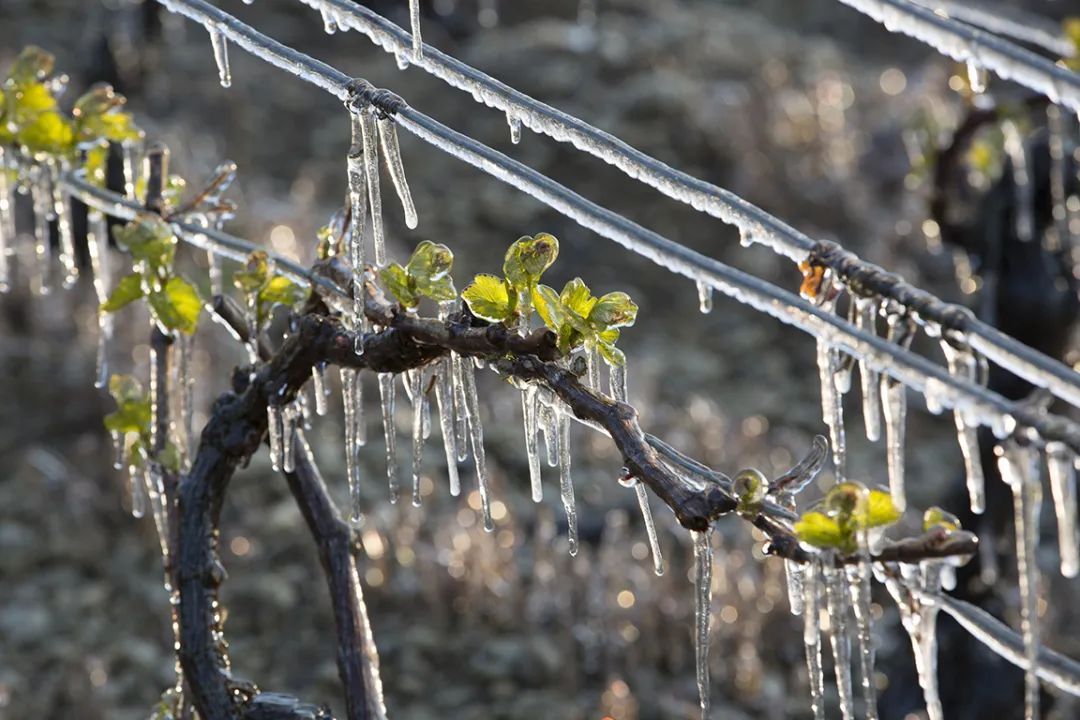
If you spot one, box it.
[345,78,405,117]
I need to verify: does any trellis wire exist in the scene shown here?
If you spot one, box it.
[140,0,1080,454]
[911,0,1076,58]
[282,0,1080,410]
[833,0,1080,111]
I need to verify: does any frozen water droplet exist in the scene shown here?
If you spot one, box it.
[697,281,713,313]
[507,112,523,145]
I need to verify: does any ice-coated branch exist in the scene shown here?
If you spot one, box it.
[289,0,1080,411]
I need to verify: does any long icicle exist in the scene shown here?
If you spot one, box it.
[854,296,881,441]
[409,0,423,61]
[377,114,419,230]
[634,482,664,576]
[450,351,469,462]
[267,402,283,472]
[942,337,986,514]
[1046,442,1080,578]
[52,160,78,288]
[803,558,826,720]
[359,106,385,267]
[816,337,846,480]
[312,362,330,416]
[824,561,855,720]
[434,357,461,496]
[523,384,542,502]
[31,168,51,295]
[207,24,232,88]
[410,368,425,507]
[881,312,916,512]
[557,406,578,554]
[692,528,713,720]
[0,147,12,292]
[340,368,360,518]
[998,441,1043,720]
[460,358,493,531]
[87,211,113,388]
[848,560,879,720]
[378,372,398,504]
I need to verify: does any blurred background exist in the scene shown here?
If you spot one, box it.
[1,0,1079,718]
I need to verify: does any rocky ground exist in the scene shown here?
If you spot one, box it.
[1,1,1078,718]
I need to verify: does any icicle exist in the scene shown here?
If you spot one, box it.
[130,464,148,519]
[341,369,361,518]
[451,352,469,462]
[312,362,330,416]
[144,462,170,564]
[359,107,385,267]
[523,384,542,502]
[267,403,283,472]
[824,562,855,720]
[848,561,878,720]
[31,170,52,295]
[434,358,461,496]
[941,339,986,514]
[998,442,1043,720]
[87,211,113,388]
[609,361,628,403]
[111,431,126,470]
[966,60,987,93]
[696,280,713,313]
[409,0,423,61]
[586,345,601,389]
[0,147,12,292]
[785,560,806,616]
[208,25,231,88]
[507,112,523,145]
[208,251,223,297]
[51,161,77,288]
[816,337,846,480]
[803,559,826,720]
[634,482,664,575]
[378,372,398,504]
[121,141,139,200]
[281,402,297,473]
[410,368,425,507]
[739,226,754,247]
[557,406,578,553]
[461,360,493,531]
[320,7,338,33]
[174,333,194,464]
[881,312,915,512]
[347,110,369,355]
[1002,120,1033,242]
[1046,442,1079,578]
[692,529,713,719]
[854,296,881,442]
[376,116,419,230]
[395,51,410,71]
[539,394,560,468]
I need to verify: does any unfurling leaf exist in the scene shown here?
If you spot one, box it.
[597,340,625,367]
[149,276,202,335]
[734,468,767,515]
[794,511,849,552]
[8,46,55,84]
[923,506,962,534]
[17,110,73,154]
[259,275,306,309]
[406,240,453,284]
[114,218,177,274]
[589,291,638,329]
[503,233,558,289]
[103,374,152,436]
[380,262,417,309]
[462,273,512,322]
[531,284,563,331]
[234,250,271,294]
[102,273,145,312]
[560,278,596,320]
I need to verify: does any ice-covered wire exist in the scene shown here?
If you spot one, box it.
[148,0,1080,453]
[910,0,1076,58]
[833,0,1080,112]
[288,0,1080,411]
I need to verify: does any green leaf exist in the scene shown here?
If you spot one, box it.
[422,275,458,303]
[8,46,54,84]
[234,251,271,294]
[73,83,124,118]
[560,278,596,319]
[589,291,638,329]
[158,442,182,473]
[531,284,563,331]
[406,240,453,285]
[114,218,177,274]
[503,232,559,289]
[17,110,73,154]
[462,273,512,322]
[379,262,417,309]
[596,340,625,367]
[103,374,151,437]
[149,276,202,335]
[598,327,620,345]
[923,506,962,533]
[259,275,306,309]
[858,489,902,529]
[734,468,767,514]
[11,82,57,114]
[794,511,852,553]
[84,145,109,186]
[102,272,145,312]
